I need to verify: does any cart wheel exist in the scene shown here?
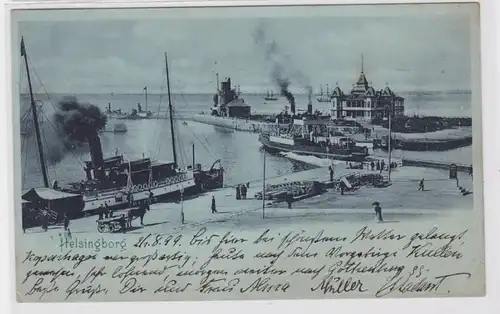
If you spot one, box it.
[105,223,112,233]
[97,223,105,233]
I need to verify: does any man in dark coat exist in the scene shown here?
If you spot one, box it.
[241,184,247,199]
[98,204,104,220]
[418,178,425,191]
[211,196,217,214]
[373,202,383,222]
[63,213,70,231]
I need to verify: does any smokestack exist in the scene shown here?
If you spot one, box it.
[89,135,105,180]
[307,86,312,114]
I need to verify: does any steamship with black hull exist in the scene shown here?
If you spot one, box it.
[20,38,223,220]
[259,96,370,162]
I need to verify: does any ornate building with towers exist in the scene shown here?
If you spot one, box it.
[330,56,405,121]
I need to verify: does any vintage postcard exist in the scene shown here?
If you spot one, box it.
[11,2,484,302]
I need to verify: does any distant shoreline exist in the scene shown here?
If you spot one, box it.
[21,90,472,97]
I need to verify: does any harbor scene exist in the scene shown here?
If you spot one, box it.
[17,6,476,238]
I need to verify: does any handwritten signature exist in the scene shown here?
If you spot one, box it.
[376,266,471,297]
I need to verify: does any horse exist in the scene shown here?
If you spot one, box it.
[127,203,150,226]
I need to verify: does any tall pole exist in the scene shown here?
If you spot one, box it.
[144,86,148,112]
[165,52,178,167]
[388,105,392,182]
[180,187,184,224]
[21,37,49,188]
[262,149,266,219]
[192,143,195,169]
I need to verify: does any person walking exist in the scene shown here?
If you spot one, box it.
[98,204,104,220]
[373,202,383,222]
[104,202,110,218]
[241,184,247,199]
[211,196,217,214]
[286,191,293,209]
[63,213,70,231]
[418,178,425,191]
[329,166,334,182]
[236,185,241,200]
[41,209,49,232]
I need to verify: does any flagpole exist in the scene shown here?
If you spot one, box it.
[262,149,266,219]
[144,86,148,112]
[388,104,392,182]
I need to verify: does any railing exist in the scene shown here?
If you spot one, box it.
[82,172,191,199]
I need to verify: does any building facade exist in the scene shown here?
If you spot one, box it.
[330,65,405,121]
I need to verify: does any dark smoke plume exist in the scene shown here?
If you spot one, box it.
[253,23,313,114]
[53,96,107,142]
[53,96,107,179]
[271,65,295,113]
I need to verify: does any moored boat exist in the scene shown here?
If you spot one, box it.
[19,38,224,218]
[259,116,370,161]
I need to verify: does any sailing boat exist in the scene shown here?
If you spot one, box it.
[20,38,224,216]
[264,89,278,101]
[317,84,331,102]
[20,37,85,228]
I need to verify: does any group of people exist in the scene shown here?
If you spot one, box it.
[97,202,113,220]
[235,183,249,200]
[22,205,70,234]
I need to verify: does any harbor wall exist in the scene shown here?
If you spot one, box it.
[187,114,287,133]
[188,114,472,153]
[401,158,471,172]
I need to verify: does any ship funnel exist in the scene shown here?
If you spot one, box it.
[89,135,105,180]
[307,90,313,114]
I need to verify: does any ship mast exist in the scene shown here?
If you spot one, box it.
[165,52,178,167]
[21,37,49,188]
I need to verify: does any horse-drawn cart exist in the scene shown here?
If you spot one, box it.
[96,206,147,233]
[96,215,129,233]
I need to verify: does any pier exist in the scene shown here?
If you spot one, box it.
[189,114,473,152]
[187,114,281,133]
[23,162,473,239]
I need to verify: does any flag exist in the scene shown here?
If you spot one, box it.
[21,37,26,56]
[143,86,147,91]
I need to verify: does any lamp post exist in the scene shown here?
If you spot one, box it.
[180,187,185,224]
[386,104,392,182]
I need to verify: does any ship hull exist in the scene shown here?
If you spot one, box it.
[259,134,368,162]
[79,170,224,215]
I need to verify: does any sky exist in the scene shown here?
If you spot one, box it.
[13,3,478,95]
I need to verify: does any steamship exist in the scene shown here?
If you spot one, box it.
[20,38,223,217]
[259,97,370,161]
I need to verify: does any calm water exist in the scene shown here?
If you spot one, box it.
[20,92,472,189]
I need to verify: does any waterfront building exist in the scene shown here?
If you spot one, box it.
[330,58,405,121]
[212,76,251,118]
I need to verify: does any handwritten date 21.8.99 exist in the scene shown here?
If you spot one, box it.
[133,234,182,248]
